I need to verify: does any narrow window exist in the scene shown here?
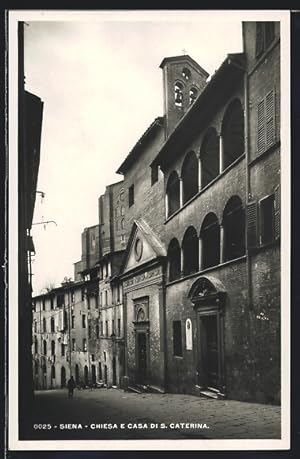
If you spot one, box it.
[72,338,76,351]
[71,315,75,329]
[118,318,121,337]
[100,292,103,306]
[34,321,37,333]
[260,195,275,245]
[129,184,134,207]
[42,299,45,311]
[96,324,99,339]
[105,320,109,336]
[51,365,55,379]
[100,321,103,336]
[61,343,65,356]
[34,336,38,354]
[82,314,86,328]
[88,325,91,338]
[50,297,54,310]
[43,340,47,355]
[51,340,55,356]
[50,317,55,333]
[112,319,115,336]
[83,339,87,352]
[173,321,183,357]
[43,318,47,332]
[105,291,108,306]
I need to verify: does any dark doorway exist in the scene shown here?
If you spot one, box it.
[137,332,147,384]
[61,366,66,388]
[84,365,89,387]
[112,357,117,386]
[104,365,108,386]
[75,364,80,386]
[199,315,219,389]
[91,365,96,386]
[99,362,102,380]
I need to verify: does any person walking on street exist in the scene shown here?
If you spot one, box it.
[67,375,75,398]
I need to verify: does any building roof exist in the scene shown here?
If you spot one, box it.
[33,279,94,300]
[159,54,209,78]
[116,117,164,175]
[152,53,246,171]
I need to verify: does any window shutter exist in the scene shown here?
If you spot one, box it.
[257,100,265,155]
[266,90,275,148]
[274,185,280,240]
[246,201,258,250]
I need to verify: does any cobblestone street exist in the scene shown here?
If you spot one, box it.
[23,388,281,441]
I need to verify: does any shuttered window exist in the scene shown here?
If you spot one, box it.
[246,201,258,250]
[257,90,275,155]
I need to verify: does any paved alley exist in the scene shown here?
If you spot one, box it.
[23,388,281,441]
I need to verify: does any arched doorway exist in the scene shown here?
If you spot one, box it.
[84,365,89,387]
[188,276,226,395]
[75,364,80,386]
[61,366,66,388]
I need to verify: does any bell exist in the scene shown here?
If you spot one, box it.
[175,93,182,103]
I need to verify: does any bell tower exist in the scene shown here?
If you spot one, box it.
[160,55,209,138]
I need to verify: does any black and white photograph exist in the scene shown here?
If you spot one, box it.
[7,9,290,451]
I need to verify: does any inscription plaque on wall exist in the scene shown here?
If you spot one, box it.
[186,318,193,350]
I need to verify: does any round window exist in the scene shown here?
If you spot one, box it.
[134,238,143,261]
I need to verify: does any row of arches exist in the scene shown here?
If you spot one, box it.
[166,99,244,218]
[167,196,245,281]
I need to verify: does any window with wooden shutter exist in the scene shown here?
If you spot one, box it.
[274,185,280,240]
[246,201,258,250]
[266,91,275,148]
[257,90,275,155]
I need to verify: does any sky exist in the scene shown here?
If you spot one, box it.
[23,11,245,295]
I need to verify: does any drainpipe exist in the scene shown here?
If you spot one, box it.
[244,70,252,310]
[244,61,256,390]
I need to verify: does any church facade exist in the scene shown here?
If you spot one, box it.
[32,21,281,404]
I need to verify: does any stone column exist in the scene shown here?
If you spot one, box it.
[179,177,183,208]
[220,224,225,264]
[197,152,202,192]
[165,193,169,219]
[219,134,224,174]
[198,237,203,271]
[180,246,184,277]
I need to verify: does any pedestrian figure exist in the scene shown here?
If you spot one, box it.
[67,375,75,398]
